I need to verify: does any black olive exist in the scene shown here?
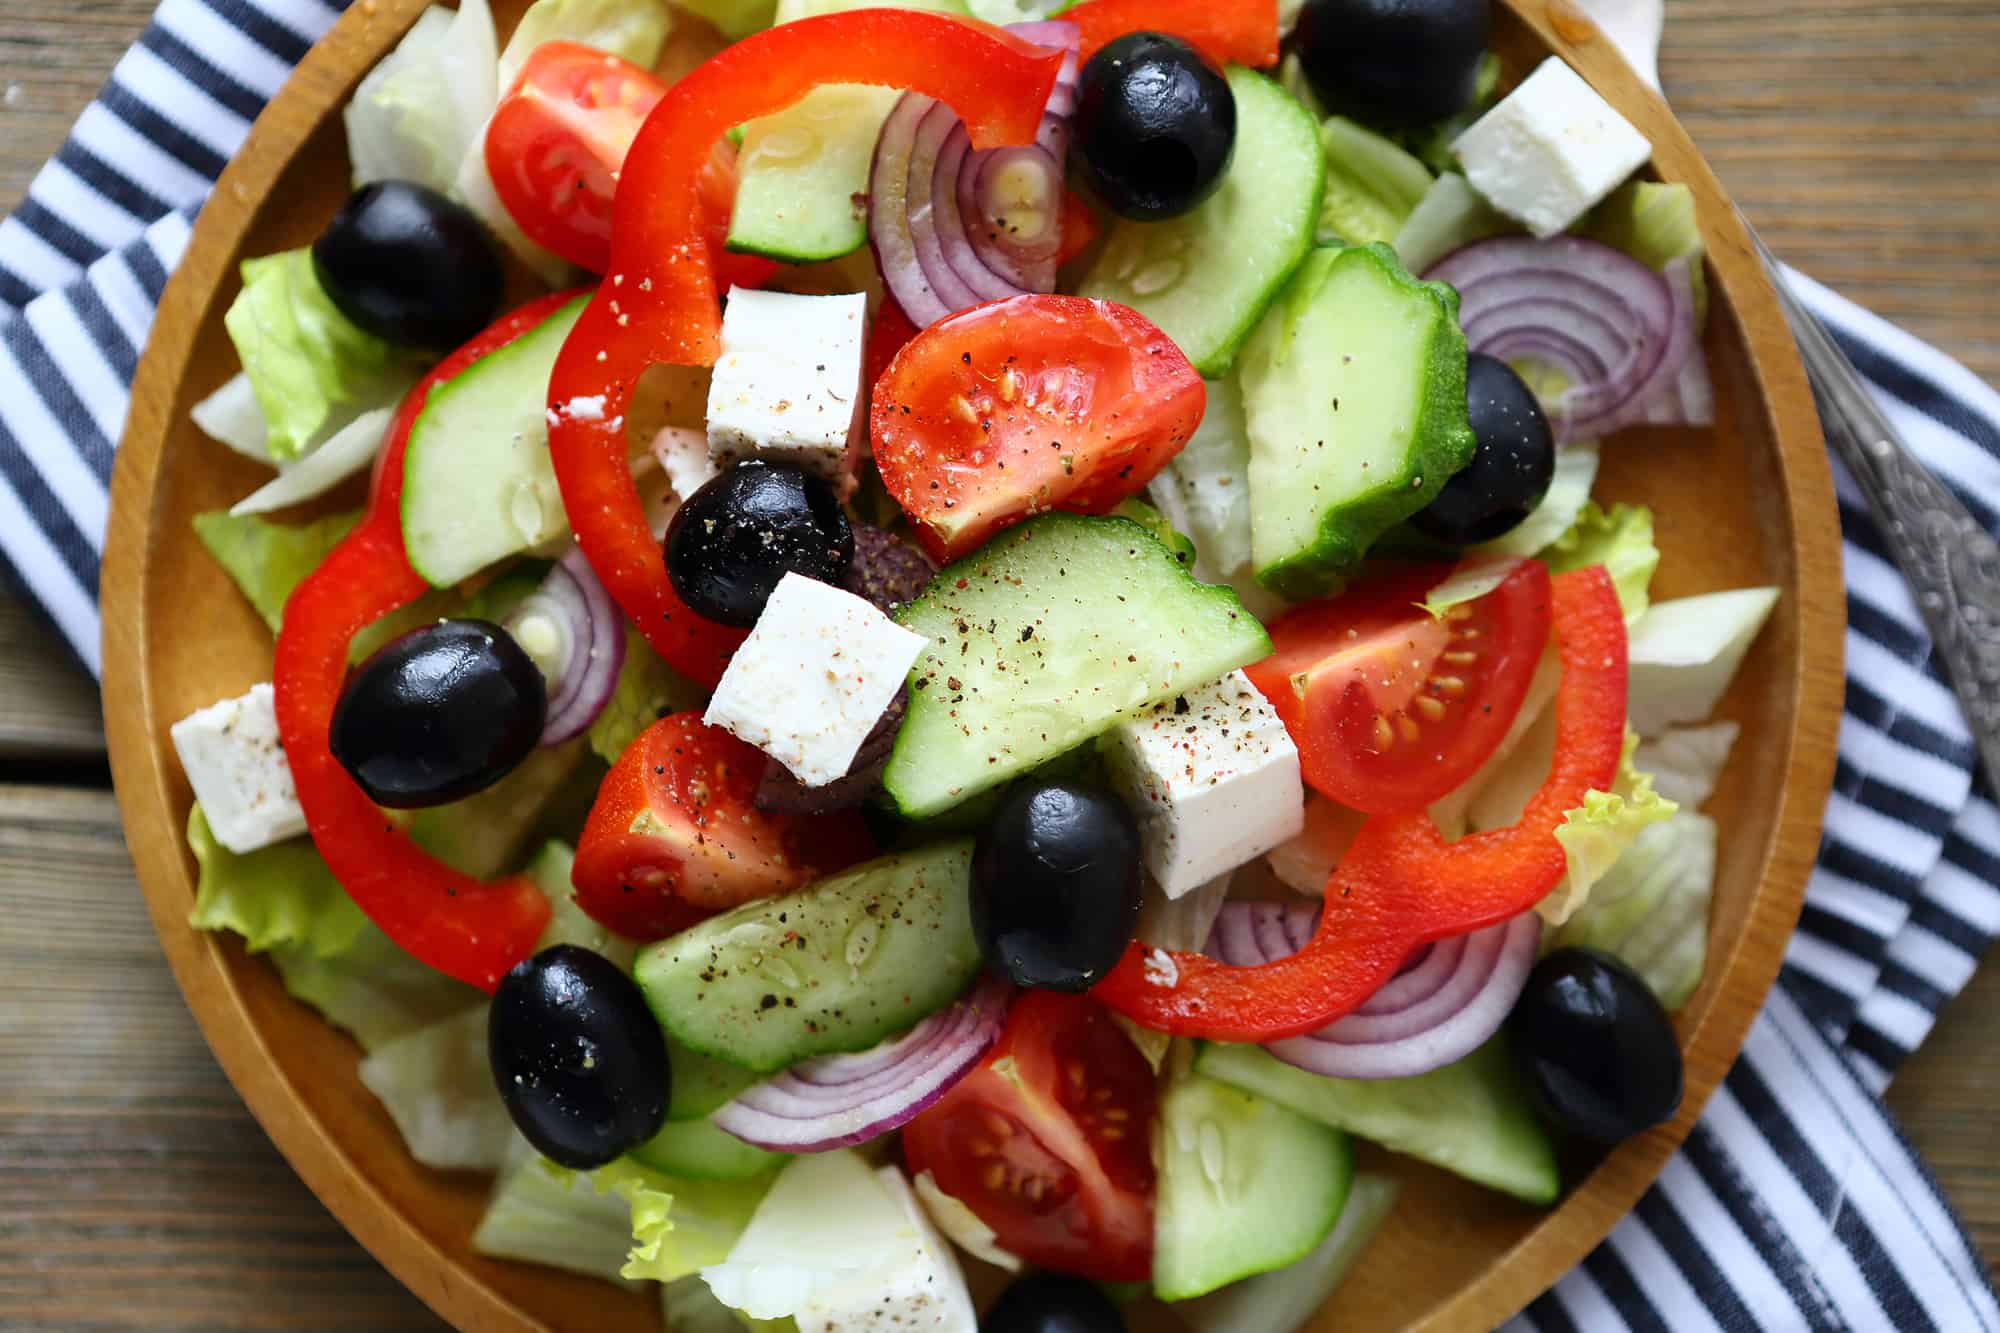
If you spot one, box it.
[755,685,908,816]
[312,181,505,349]
[1508,947,1684,1144]
[984,1273,1127,1333]
[489,945,671,1170]
[972,782,1142,992]
[1410,353,1557,545]
[330,618,546,808]
[1294,0,1491,130]
[664,460,854,627]
[1073,33,1236,221]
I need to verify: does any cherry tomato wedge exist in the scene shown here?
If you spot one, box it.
[872,294,1203,562]
[1056,187,1099,266]
[488,42,776,289]
[571,713,875,939]
[903,990,1156,1281]
[1245,560,1551,815]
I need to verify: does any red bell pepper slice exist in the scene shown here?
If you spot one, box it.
[1092,566,1629,1041]
[545,11,1064,688]
[1062,0,1280,69]
[273,292,583,994]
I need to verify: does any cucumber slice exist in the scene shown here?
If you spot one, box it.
[1239,242,1474,598]
[881,514,1271,819]
[629,1115,789,1181]
[729,85,903,262]
[1195,1038,1560,1204]
[1173,1172,1400,1333]
[1153,1074,1352,1301]
[1077,68,1322,378]
[729,0,970,262]
[634,841,980,1071]
[400,296,586,588]
[666,1037,762,1121]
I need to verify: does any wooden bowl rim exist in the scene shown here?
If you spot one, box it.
[101,3,1845,1329]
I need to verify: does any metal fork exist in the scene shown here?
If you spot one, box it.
[1743,224,2000,787]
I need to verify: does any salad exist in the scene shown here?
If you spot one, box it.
[168,0,1784,1326]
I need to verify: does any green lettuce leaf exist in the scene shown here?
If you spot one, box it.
[577,1156,773,1284]
[1552,812,1715,1010]
[1390,170,1513,275]
[188,803,476,1049]
[1542,501,1659,625]
[267,925,480,1052]
[186,804,368,957]
[223,249,400,461]
[1626,587,1780,734]
[475,1145,648,1286]
[357,1006,514,1170]
[1473,443,1598,559]
[1542,730,1677,925]
[345,0,498,193]
[1417,554,1523,619]
[1583,180,1707,325]
[663,1277,800,1333]
[499,0,674,89]
[589,629,706,764]
[1316,115,1434,247]
[192,509,360,632]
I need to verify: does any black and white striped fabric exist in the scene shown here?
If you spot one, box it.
[0,1,1993,1327]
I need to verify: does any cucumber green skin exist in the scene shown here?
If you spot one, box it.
[729,0,972,261]
[1239,243,1475,600]
[881,514,1271,820]
[1195,1038,1561,1205]
[629,1115,789,1181]
[634,841,981,1072]
[666,1037,763,1121]
[1152,1074,1352,1302]
[400,296,587,589]
[1078,68,1324,379]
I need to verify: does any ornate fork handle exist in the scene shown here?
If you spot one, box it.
[1746,224,2000,787]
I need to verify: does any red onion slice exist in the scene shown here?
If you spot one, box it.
[1204,903,1542,1081]
[1426,235,1707,443]
[711,975,1012,1153]
[869,22,1078,326]
[503,546,625,746]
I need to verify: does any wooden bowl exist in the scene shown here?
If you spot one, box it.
[101,2,1844,1328]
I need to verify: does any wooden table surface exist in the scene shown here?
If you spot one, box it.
[0,1,1994,1328]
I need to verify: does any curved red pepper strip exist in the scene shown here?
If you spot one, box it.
[1092,566,1629,1041]
[273,291,584,994]
[1063,0,1280,68]
[545,11,1065,688]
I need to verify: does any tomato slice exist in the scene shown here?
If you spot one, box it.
[571,713,875,939]
[488,42,777,289]
[1244,560,1553,815]
[871,294,1203,562]
[1056,187,1099,266]
[903,990,1156,1281]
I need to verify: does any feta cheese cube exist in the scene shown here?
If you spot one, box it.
[650,424,721,500]
[704,573,926,787]
[1452,57,1652,238]
[169,683,307,854]
[706,288,867,490]
[1106,671,1304,899]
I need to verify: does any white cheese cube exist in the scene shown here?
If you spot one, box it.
[1452,57,1652,238]
[650,424,721,500]
[704,573,926,787]
[1106,671,1304,899]
[706,288,867,490]
[169,683,307,854]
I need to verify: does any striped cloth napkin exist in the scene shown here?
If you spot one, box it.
[1,1,1994,1327]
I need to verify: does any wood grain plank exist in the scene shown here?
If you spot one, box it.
[0,785,444,1331]
[0,595,106,762]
